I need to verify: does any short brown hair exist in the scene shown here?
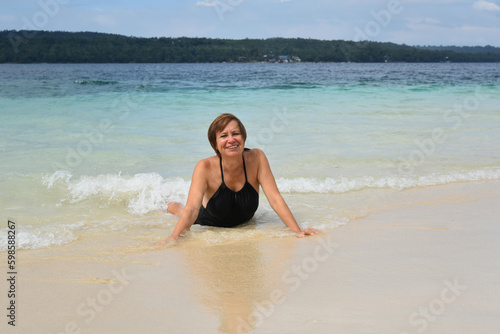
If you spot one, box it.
[208,113,247,156]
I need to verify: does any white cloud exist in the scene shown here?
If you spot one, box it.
[0,15,17,24]
[473,0,500,11]
[93,15,117,27]
[406,17,441,25]
[196,1,216,7]
[1,0,499,46]
[394,18,500,46]
[461,25,481,31]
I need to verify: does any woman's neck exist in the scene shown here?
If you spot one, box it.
[221,153,244,174]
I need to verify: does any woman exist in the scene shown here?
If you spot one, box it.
[156,113,319,245]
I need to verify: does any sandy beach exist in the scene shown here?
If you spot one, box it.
[2,180,500,334]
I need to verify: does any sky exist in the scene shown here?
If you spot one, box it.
[1,0,499,46]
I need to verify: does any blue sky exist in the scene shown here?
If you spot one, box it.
[1,0,499,46]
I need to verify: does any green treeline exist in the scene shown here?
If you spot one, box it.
[418,45,500,55]
[1,30,500,63]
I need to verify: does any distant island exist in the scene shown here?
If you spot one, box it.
[1,30,500,63]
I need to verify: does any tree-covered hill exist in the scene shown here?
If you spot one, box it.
[1,30,500,63]
[417,45,500,55]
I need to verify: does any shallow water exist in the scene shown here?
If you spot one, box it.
[1,63,499,250]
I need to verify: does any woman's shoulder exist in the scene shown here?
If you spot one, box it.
[245,148,266,161]
[245,148,265,157]
[192,155,219,181]
[244,148,268,169]
[196,155,219,169]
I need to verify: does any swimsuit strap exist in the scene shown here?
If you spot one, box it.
[219,155,224,183]
[242,153,248,182]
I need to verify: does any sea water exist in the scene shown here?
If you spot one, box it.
[1,63,499,250]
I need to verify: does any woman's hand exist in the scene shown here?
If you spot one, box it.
[154,235,179,246]
[296,228,321,238]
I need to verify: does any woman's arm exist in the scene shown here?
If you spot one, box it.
[255,149,319,238]
[155,160,208,245]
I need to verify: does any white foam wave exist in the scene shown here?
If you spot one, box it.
[41,167,500,216]
[7,167,498,251]
[43,172,190,215]
[276,167,500,193]
[42,170,72,188]
[0,222,81,251]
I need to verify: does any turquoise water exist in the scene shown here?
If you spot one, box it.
[1,63,500,250]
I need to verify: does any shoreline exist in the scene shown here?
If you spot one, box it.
[2,179,500,333]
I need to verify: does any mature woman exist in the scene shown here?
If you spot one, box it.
[156,113,319,245]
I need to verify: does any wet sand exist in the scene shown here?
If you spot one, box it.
[2,180,500,334]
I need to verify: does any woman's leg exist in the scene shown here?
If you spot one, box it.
[166,202,184,218]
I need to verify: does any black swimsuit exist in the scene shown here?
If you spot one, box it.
[194,149,259,228]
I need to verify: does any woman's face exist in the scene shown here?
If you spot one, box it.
[216,120,245,158]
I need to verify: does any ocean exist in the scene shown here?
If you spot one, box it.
[1,62,499,251]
